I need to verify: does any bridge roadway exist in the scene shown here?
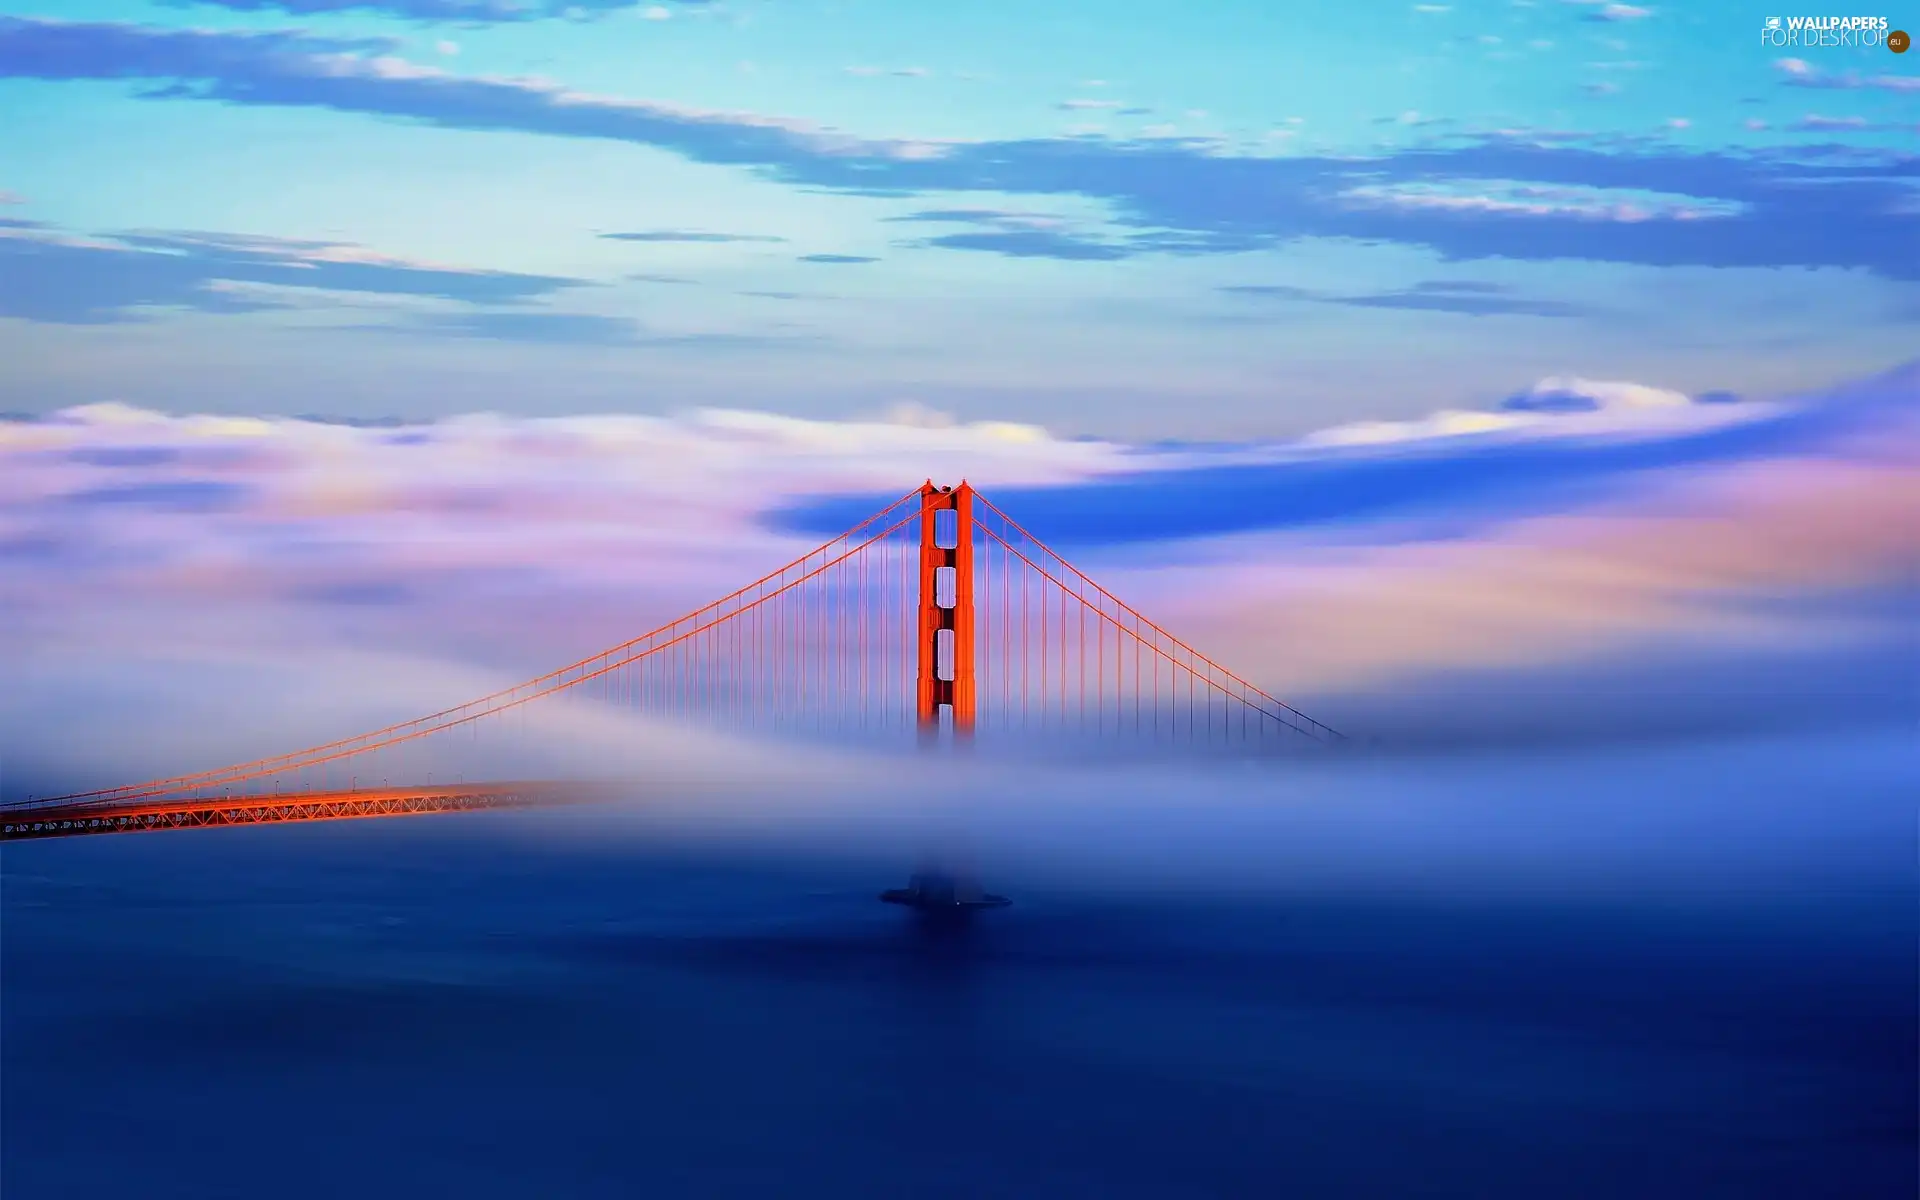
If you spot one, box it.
[0,782,596,842]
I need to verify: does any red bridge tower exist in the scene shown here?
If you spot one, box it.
[915,481,975,742]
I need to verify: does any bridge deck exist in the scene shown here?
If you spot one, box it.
[0,784,588,842]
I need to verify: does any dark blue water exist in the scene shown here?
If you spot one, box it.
[4,811,1914,1199]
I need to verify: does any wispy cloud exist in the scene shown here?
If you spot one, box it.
[379,310,648,344]
[796,253,877,264]
[890,209,1129,261]
[600,230,787,244]
[922,229,1128,261]
[890,208,1066,228]
[1413,280,1514,295]
[1219,284,1316,300]
[0,223,798,347]
[1340,180,1742,223]
[1374,110,1452,128]
[1223,278,1591,318]
[1561,0,1651,19]
[354,310,814,348]
[1774,57,1920,94]
[3,18,1914,279]
[1790,114,1873,132]
[0,20,954,163]
[171,0,702,25]
[1785,113,1917,135]
[0,222,582,323]
[1337,290,1588,318]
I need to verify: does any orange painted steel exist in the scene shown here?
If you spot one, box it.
[0,783,596,842]
[914,481,975,739]
[953,485,976,734]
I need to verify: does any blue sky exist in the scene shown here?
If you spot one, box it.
[1,0,1914,436]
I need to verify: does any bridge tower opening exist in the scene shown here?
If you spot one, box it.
[915,481,975,744]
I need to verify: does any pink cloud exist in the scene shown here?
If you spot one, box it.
[1,366,1911,789]
[1163,454,1917,697]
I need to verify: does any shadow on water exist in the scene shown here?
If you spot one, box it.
[547,896,1002,1005]
[3,812,1915,1200]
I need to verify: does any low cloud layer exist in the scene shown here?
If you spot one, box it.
[1,361,1913,797]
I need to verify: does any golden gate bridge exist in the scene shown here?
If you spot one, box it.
[1,483,1343,843]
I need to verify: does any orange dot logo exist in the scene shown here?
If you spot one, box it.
[1890,29,1911,52]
